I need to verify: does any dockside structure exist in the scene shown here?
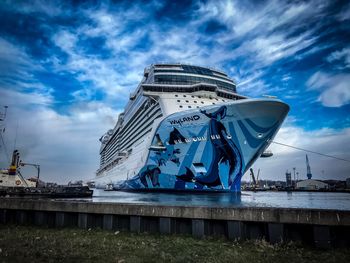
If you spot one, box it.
[1,198,349,248]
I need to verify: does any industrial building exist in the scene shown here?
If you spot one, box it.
[295,154,329,190]
[296,179,329,190]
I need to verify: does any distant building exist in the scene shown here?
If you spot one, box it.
[285,170,292,187]
[346,178,350,189]
[324,180,346,190]
[296,179,329,190]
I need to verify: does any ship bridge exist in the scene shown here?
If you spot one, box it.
[144,63,237,93]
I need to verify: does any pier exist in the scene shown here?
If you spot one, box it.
[1,197,349,248]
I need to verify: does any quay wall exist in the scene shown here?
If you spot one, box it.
[0,198,349,248]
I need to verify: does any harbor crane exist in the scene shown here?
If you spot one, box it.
[0,106,9,164]
[306,154,312,179]
[249,168,260,188]
[19,161,41,188]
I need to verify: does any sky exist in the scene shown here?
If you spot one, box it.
[0,0,349,184]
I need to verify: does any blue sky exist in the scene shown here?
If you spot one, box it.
[0,0,349,183]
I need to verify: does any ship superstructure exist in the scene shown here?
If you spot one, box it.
[94,63,289,191]
[0,150,37,188]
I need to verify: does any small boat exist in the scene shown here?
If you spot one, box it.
[0,186,93,198]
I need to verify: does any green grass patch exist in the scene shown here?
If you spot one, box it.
[0,225,349,262]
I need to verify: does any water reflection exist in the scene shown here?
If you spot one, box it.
[67,190,350,211]
[92,190,243,207]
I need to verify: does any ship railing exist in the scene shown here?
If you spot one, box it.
[151,62,228,77]
[142,83,247,99]
[97,156,124,175]
[96,148,133,176]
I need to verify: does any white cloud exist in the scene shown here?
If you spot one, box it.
[238,79,268,97]
[249,125,350,181]
[51,4,215,99]
[197,0,326,38]
[1,0,64,17]
[0,38,52,102]
[248,33,317,65]
[52,31,77,52]
[0,92,120,184]
[52,30,133,99]
[191,0,332,98]
[0,38,43,83]
[46,0,332,102]
[327,47,350,68]
[0,88,52,107]
[82,10,121,38]
[0,36,121,184]
[281,74,292,82]
[307,71,350,107]
[337,2,350,21]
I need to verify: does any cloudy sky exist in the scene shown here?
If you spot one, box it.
[0,0,349,184]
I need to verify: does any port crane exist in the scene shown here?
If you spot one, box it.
[306,154,312,179]
[0,106,9,162]
[19,161,40,188]
[249,168,260,189]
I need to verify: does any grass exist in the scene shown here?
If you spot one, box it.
[0,225,349,263]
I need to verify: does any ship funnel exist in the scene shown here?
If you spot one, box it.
[9,150,19,175]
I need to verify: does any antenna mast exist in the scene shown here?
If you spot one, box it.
[0,105,10,163]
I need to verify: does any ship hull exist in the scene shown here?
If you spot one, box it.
[104,98,289,192]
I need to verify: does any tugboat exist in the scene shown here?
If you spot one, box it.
[0,107,92,198]
[0,150,93,198]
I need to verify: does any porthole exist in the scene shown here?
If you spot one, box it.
[175,94,178,97]
[177,100,180,102]
[201,101,204,104]
[188,106,192,108]
[183,95,187,97]
[179,105,183,108]
[191,95,194,98]
[212,103,215,105]
[194,101,197,103]
[186,100,189,103]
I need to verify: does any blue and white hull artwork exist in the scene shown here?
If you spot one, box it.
[94,64,289,192]
[117,99,289,191]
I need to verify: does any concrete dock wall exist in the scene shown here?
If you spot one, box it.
[0,198,349,248]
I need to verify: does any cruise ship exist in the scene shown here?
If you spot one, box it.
[94,63,289,192]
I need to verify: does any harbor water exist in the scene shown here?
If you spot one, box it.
[81,190,350,211]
